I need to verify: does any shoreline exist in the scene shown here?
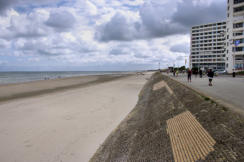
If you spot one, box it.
[0,73,133,103]
[0,71,135,85]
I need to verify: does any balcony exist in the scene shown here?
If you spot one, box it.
[233,10,244,16]
[233,34,244,39]
[233,27,244,32]
[233,1,244,8]
[232,42,244,47]
[233,51,244,55]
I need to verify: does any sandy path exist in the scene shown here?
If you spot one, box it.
[0,74,150,162]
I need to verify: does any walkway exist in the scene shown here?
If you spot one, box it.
[166,73,244,113]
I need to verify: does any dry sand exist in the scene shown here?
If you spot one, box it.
[0,73,151,162]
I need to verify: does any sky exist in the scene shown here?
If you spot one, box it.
[0,0,226,71]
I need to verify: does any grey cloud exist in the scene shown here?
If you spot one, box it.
[21,41,36,51]
[12,30,46,39]
[0,28,45,41]
[0,0,15,15]
[0,60,8,65]
[172,0,226,28]
[37,49,61,56]
[170,43,190,53]
[0,0,63,15]
[17,37,98,58]
[109,42,152,59]
[0,16,47,40]
[109,48,126,56]
[79,47,97,53]
[95,1,182,42]
[109,49,123,55]
[17,40,61,56]
[45,11,76,31]
[0,39,9,48]
[96,13,138,42]
[139,2,186,38]
[96,0,226,42]
[109,47,130,56]
[134,53,150,59]
[176,56,184,61]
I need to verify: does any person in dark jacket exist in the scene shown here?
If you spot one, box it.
[232,69,236,78]
[207,69,214,86]
[194,69,198,78]
[187,69,192,82]
[199,69,203,78]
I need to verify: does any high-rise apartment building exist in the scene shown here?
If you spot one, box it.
[190,22,226,71]
[226,0,244,73]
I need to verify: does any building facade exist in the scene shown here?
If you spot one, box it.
[226,0,244,73]
[190,22,226,71]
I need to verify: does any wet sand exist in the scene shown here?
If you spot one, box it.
[0,74,127,102]
[0,73,151,162]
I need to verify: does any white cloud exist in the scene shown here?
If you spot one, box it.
[0,60,8,65]
[0,0,226,70]
[28,57,40,62]
[0,39,10,48]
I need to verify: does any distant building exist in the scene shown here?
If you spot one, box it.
[226,0,244,73]
[190,22,227,71]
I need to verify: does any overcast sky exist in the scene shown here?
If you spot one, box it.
[0,0,226,71]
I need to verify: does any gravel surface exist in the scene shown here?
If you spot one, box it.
[90,72,244,162]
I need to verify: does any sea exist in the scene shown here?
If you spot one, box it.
[0,71,129,85]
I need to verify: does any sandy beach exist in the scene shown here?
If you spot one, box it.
[0,72,151,162]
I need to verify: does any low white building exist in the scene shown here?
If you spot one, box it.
[190,22,226,71]
[226,0,244,73]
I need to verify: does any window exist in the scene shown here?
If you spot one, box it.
[233,47,244,52]
[234,0,244,4]
[233,32,243,36]
[233,39,244,45]
[233,22,243,28]
[234,6,244,13]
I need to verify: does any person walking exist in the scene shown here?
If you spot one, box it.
[232,69,236,78]
[187,69,192,82]
[176,70,179,77]
[194,69,198,78]
[207,69,214,86]
[199,69,203,78]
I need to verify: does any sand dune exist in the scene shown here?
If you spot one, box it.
[0,73,151,162]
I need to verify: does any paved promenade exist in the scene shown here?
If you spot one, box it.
[166,73,244,113]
